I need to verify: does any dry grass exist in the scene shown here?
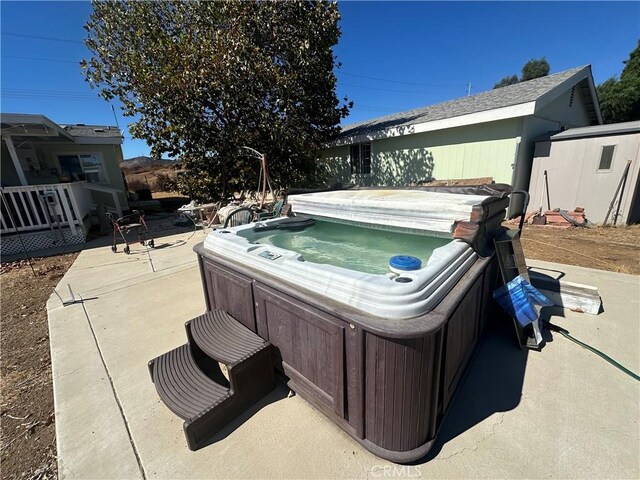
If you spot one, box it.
[518,224,640,275]
[123,165,178,193]
[1,254,79,479]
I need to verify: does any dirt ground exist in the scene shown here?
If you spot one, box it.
[518,224,640,275]
[0,224,638,478]
[0,254,78,480]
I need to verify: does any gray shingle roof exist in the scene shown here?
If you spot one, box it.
[340,66,589,138]
[62,124,123,138]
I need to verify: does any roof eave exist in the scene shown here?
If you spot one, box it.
[533,65,603,125]
[328,101,536,147]
[1,113,76,141]
[586,68,604,125]
[551,121,640,141]
[72,135,124,145]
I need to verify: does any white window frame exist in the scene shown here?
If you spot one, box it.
[349,142,372,176]
[55,152,109,184]
[597,145,615,172]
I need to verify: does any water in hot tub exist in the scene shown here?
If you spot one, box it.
[254,219,451,274]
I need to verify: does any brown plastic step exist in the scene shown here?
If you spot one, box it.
[186,310,267,365]
[149,310,276,451]
[149,344,231,421]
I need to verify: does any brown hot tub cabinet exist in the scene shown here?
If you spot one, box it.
[194,241,500,462]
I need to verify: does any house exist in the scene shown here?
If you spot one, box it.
[1,113,129,256]
[321,65,602,212]
[529,121,640,225]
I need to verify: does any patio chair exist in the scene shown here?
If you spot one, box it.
[223,207,255,228]
[256,199,284,221]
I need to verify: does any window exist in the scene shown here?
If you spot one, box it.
[598,145,615,171]
[350,143,371,175]
[80,154,106,183]
[57,153,107,183]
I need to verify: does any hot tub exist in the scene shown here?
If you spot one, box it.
[195,186,510,462]
[204,218,476,319]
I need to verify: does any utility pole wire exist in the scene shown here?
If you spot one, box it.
[2,31,85,45]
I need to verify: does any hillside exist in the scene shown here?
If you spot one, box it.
[121,156,180,193]
[121,156,176,171]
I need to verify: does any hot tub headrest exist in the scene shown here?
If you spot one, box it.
[253,216,316,233]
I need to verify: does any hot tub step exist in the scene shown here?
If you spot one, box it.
[149,310,275,450]
[149,344,231,419]
[186,310,267,365]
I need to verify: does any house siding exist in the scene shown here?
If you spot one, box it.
[1,142,21,186]
[39,143,128,210]
[536,82,594,128]
[373,120,520,185]
[321,119,521,186]
[319,145,351,184]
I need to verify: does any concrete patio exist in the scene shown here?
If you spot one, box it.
[47,220,640,479]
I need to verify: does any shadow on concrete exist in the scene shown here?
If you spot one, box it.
[84,212,205,249]
[0,212,207,262]
[198,382,290,447]
[421,320,529,461]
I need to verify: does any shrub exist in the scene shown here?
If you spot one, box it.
[126,178,147,191]
[155,172,178,192]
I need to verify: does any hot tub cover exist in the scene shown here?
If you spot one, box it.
[287,189,490,234]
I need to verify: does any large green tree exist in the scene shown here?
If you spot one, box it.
[494,57,550,89]
[82,1,351,200]
[597,41,640,124]
[493,75,519,89]
[521,57,550,81]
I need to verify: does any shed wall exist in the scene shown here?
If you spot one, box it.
[529,132,640,224]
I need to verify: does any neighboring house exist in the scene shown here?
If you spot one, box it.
[321,65,602,211]
[529,121,640,225]
[1,113,129,255]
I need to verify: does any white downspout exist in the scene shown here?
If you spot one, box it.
[3,136,28,186]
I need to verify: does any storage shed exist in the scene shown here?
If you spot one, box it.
[529,121,640,225]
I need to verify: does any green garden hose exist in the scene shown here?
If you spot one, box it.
[545,321,640,382]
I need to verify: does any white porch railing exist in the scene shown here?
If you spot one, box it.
[0,182,92,236]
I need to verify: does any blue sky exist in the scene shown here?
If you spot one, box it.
[2,1,639,159]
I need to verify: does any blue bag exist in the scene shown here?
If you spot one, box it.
[493,275,553,327]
